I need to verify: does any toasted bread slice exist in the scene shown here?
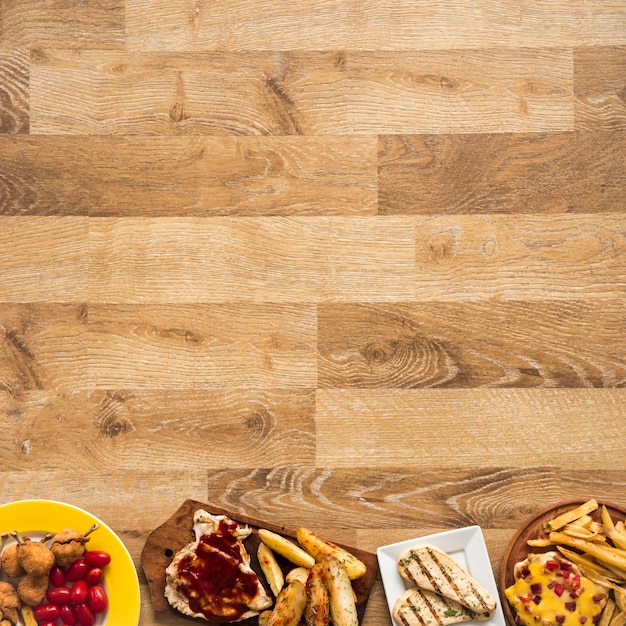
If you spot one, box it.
[397,544,496,619]
[393,588,484,626]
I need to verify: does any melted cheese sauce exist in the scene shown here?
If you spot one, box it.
[505,558,605,626]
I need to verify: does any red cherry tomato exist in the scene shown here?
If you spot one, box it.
[84,550,111,567]
[46,585,72,605]
[75,603,96,626]
[66,558,89,581]
[87,585,108,614]
[33,604,61,621]
[71,579,89,604]
[85,566,104,586]
[60,603,78,626]
[49,564,66,587]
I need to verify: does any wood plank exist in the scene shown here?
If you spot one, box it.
[0,49,29,133]
[412,215,626,300]
[125,0,626,51]
[0,217,88,301]
[379,132,626,214]
[0,137,91,215]
[0,304,88,394]
[318,302,626,388]
[87,304,317,387]
[29,50,350,135]
[575,46,626,130]
[0,388,315,470]
[89,136,377,216]
[88,217,415,302]
[30,49,572,135]
[0,0,124,48]
[315,389,626,468]
[347,49,573,134]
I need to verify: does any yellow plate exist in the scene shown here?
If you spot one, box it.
[0,499,140,626]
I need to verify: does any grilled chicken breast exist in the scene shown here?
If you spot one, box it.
[393,588,486,626]
[397,544,496,620]
[165,510,273,622]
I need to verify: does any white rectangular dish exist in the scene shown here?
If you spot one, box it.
[377,525,505,626]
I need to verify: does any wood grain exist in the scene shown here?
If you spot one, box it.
[0,217,88,302]
[379,132,626,214]
[318,302,626,388]
[88,136,377,216]
[88,217,415,302]
[315,389,626,468]
[0,388,315,471]
[30,48,573,135]
[87,304,317,387]
[0,137,91,214]
[413,215,626,300]
[575,46,626,130]
[126,0,626,51]
[0,49,29,133]
[0,0,124,48]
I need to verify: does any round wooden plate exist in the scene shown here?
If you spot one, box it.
[500,499,626,626]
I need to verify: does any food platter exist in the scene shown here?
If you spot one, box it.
[0,499,140,626]
[500,499,626,626]
[141,498,379,624]
[377,525,505,626]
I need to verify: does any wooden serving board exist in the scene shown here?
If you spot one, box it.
[500,499,626,626]
[141,499,379,624]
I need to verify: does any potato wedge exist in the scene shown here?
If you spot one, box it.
[258,541,285,597]
[321,555,358,626]
[258,610,273,626]
[259,528,316,569]
[268,579,307,626]
[297,527,366,580]
[305,562,331,626]
[286,566,311,585]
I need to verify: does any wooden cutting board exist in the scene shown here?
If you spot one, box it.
[141,499,379,624]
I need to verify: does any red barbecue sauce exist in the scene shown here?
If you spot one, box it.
[176,517,260,622]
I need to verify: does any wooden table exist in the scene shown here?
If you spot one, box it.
[1,2,625,624]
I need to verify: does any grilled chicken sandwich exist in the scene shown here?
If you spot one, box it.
[394,587,491,626]
[397,544,497,620]
[504,551,608,626]
[165,510,273,622]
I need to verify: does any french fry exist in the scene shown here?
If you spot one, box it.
[321,555,358,626]
[304,562,331,626]
[19,606,38,626]
[549,531,626,572]
[599,599,617,626]
[258,541,285,597]
[267,579,307,626]
[296,527,367,580]
[610,612,626,626]
[286,567,310,586]
[557,546,624,583]
[259,529,316,569]
[545,499,599,532]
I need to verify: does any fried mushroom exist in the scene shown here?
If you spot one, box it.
[0,581,20,624]
[50,524,98,567]
[16,574,48,608]
[11,533,54,578]
[0,544,24,579]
